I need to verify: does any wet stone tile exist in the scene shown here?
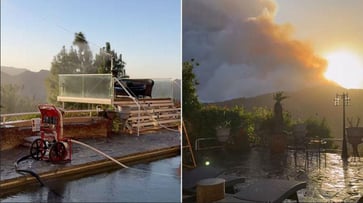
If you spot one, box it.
[0,130,180,182]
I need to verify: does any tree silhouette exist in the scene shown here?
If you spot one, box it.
[73,32,88,50]
[46,32,94,105]
[46,32,128,106]
[94,42,127,77]
[182,58,201,120]
[72,32,95,73]
[273,91,288,134]
[1,84,37,113]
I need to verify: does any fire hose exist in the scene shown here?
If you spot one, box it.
[14,154,44,186]
[14,138,178,189]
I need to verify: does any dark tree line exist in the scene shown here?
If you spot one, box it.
[1,84,38,113]
[181,59,334,156]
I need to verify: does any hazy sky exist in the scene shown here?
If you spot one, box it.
[183,0,363,102]
[275,0,363,56]
[1,0,181,79]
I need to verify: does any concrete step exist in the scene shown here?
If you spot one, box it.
[131,119,180,128]
[128,108,180,115]
[113,98,173,106]
[127,113,180,121]
[121,102,175,109]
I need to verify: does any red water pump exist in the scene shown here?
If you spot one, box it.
[30,104,72,163]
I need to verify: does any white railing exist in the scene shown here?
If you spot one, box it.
[113,77,140,136]
[1,109,99,124]
[194,137,223,151]
[57,74,181,105]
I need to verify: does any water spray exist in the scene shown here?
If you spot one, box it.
[70,139,129,169]
[71,139,179,178]
[14,137,179,190]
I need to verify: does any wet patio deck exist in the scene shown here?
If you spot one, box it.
[0,130,180,195]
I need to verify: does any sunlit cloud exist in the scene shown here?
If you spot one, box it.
[183,0,328,102]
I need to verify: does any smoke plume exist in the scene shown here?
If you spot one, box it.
[183,0,328,102]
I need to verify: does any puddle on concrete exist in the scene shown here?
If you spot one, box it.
[0,156,181,202]
[196,148,362,202]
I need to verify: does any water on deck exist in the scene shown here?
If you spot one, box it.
[195,148,362,202]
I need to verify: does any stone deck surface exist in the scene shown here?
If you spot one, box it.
[0,130,180,182]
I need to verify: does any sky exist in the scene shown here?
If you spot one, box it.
[275,0,363,55]
[183,0,363,102]
[1,0,181,79]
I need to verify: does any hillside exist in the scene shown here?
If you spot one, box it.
[1,66,28,76]
[1,66,49,102]
[208,84,363,139]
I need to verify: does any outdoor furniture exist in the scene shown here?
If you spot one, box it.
[288,124,327,168]
[292,124,307,150]
[183,166,223,191]
[305,138,327,168]
[216,179,307,203]
[114,78,154,98]
[196,178,225,203]
[346,127,363,157]
[183,166,245,201]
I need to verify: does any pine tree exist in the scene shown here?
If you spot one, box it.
[73,32,96,73]
[94,42,127,77]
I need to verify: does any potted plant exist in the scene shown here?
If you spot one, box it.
[216,120,231,143]
[103,105,117,119]
[225,127,250,152]
[270,91,288,153]
[346,117,362,157]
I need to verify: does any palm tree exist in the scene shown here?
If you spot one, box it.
[73,32,88,49]
[273,91,288,134]
[72,32,95,73]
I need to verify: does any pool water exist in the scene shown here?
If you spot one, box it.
[0,156,181,202]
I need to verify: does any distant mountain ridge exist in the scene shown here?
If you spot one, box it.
[208,84,363,139]
[1,66,29,76]
[1,66,49,102]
